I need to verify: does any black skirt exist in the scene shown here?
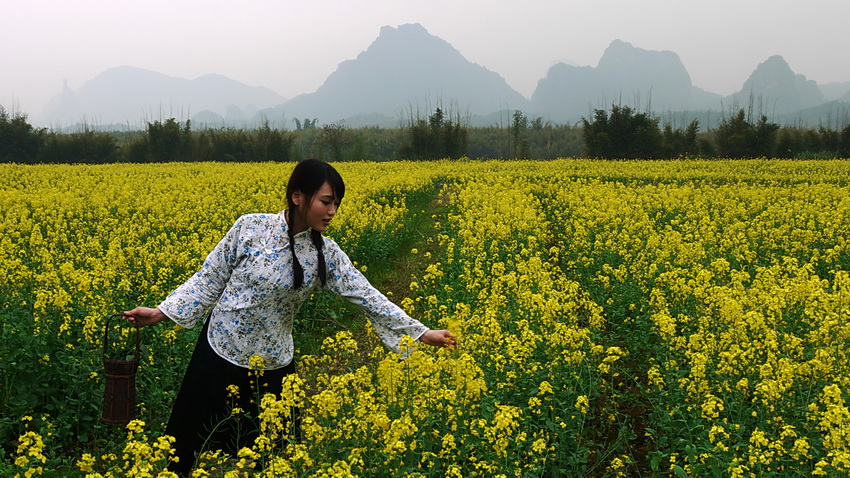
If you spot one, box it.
[165,319,297,477]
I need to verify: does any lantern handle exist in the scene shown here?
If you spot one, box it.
[103,313,141,361]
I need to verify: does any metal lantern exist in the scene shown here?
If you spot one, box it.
[101,313,141,424]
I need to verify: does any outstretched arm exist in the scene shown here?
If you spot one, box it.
[324,241,459,353]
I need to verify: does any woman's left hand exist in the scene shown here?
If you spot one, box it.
[419,329,458,349]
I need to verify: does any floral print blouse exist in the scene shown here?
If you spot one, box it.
[158,211,428,369]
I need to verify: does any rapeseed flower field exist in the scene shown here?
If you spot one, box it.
[2,159,849,477]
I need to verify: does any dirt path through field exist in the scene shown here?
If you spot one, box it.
[371,186,452,300]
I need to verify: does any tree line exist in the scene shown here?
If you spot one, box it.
[2,104,849,164]
[582,105,850,160]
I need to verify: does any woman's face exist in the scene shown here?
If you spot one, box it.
[292,181,340,233]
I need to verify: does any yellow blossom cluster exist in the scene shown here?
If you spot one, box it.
[71,420,177,477]
[12,430,46,477]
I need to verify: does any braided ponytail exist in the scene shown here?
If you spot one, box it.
[286,228,327,289]
[311,230,328,286]
[287,224,305,289]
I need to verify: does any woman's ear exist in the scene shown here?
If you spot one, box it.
[291,191,303,206]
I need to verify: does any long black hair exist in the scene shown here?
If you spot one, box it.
[286,159,345,289]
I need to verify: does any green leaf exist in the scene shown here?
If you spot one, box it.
[650,454,663,471]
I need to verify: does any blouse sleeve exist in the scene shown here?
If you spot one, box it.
[157,216,245,328]
[323,240,428,354]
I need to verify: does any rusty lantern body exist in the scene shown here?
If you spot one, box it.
[101,314,141,424]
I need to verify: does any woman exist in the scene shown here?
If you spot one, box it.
[124,159,457,476]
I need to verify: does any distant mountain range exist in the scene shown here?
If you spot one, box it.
[40,68,287,127]
[37,23,850,130]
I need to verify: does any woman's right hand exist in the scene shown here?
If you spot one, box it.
[419,329,459,349]
[123,307,167,327]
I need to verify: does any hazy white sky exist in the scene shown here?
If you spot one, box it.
[2,0,848,117]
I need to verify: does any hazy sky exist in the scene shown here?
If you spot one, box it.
[3,0,849,117]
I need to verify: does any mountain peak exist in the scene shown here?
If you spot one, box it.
[532,39,704,123]
[601,39,636,57]
[356,23,460,64]
[752,55,793,76]
[282,24,528,123]
[736,55,823,113]
[598,40,687,78]
[379,22,429,37]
